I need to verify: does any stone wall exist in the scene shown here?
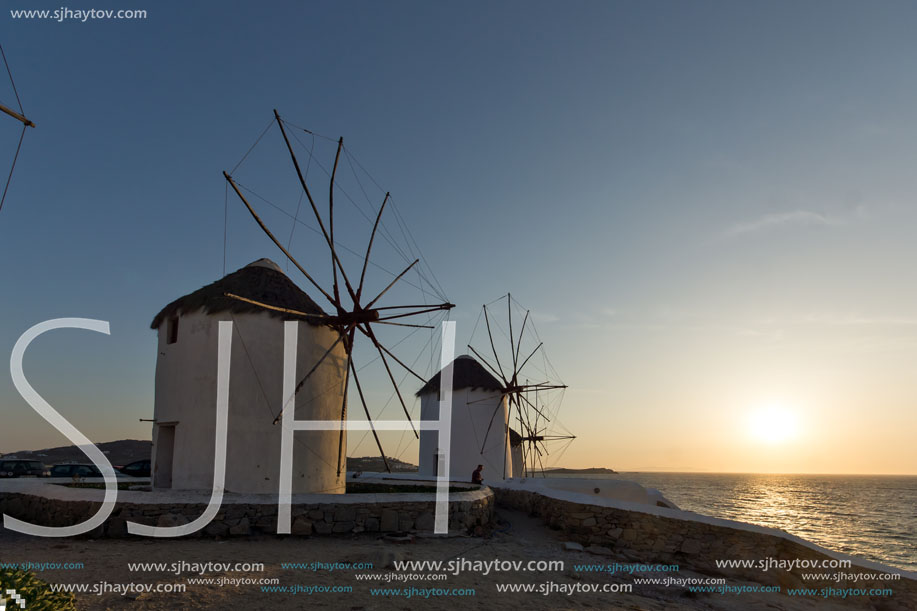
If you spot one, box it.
[0,489,493,538]
[493,488,917,606]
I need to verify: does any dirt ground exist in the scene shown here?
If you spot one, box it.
[0,509,906,610]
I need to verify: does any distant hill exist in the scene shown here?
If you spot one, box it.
[1,440,151,467]
[347,456,417,473]
[544,467,617,474]
[2,441,419,472]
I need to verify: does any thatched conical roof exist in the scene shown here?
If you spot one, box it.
[150,259,327,329]
[416,355,504,396]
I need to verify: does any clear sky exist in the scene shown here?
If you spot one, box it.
[1,1,916,474]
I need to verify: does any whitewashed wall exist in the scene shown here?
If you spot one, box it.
[152,310,347,494]
[510,444,524,477]
[418,388,512,483]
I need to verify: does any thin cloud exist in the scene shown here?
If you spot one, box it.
[801,313,917,327]
[532,312,559,324]
[724,210,841,237]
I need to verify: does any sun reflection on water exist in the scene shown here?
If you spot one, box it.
[610,473,917,571]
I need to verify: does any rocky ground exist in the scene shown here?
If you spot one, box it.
[2,508,912,610]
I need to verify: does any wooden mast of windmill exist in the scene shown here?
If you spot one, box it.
[223,109,454,474]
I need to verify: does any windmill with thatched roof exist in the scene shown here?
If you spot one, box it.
[150,258,348,494]
[416,354,514,481]
[465,294,575,477]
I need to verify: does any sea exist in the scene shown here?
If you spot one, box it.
[552,472,917,572]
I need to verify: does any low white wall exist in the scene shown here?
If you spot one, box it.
[499,476,679,509]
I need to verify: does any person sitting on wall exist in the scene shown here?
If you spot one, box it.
[471,464,484,485]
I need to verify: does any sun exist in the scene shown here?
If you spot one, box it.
[747,403,800,444]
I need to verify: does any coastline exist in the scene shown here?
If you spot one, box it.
[492,478,917,579]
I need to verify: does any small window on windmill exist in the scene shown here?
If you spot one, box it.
[166,316,179,345]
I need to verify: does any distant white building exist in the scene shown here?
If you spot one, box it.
[417,355,514,482]
[149,259,347,494]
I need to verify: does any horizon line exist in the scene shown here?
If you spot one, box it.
[605,469,917,476]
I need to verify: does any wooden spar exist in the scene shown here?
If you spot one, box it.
[528,404,544,474]
[483,305,507,382]
[227,113,459,475]
[519,385,533,436]
[508,293,516,372]
[0,103,34,128]
[374,303,450,311]
[329,137,343,304]
[224,293,327,319]
[223,171,337,307]
[358,325,427,383]
[273,329,350,425]
[515,383,568,392]
[519,392,551,423]
[515,389,531,445]
[479,395,507,453]
[273,110,357,302]
[466,345,506,383]
[515,310,529,374]
[525,394,537,444]
[349,357,392,473]
[356,192,388,301]
[375,303,454,322]
[363,324,418,438]
[375,320,434,329]
[365,258,419,309]
[464,393,504,405]
[516,341,544,374]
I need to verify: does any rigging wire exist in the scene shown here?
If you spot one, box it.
[349,309,447,457]
[230,117,276,175]
[231,179,431,295]
[285,130,313,273]
[222,181,229,276]
[274,115,340,143]
[229,113,449,303]
[0,44,30,215]
[342,144,449,300]
[341,145,437,305]
[230,313,340,472]
[288,130,438,295]
[0,124,25,214]
[289,127,447,302]
[0,44,25,115]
